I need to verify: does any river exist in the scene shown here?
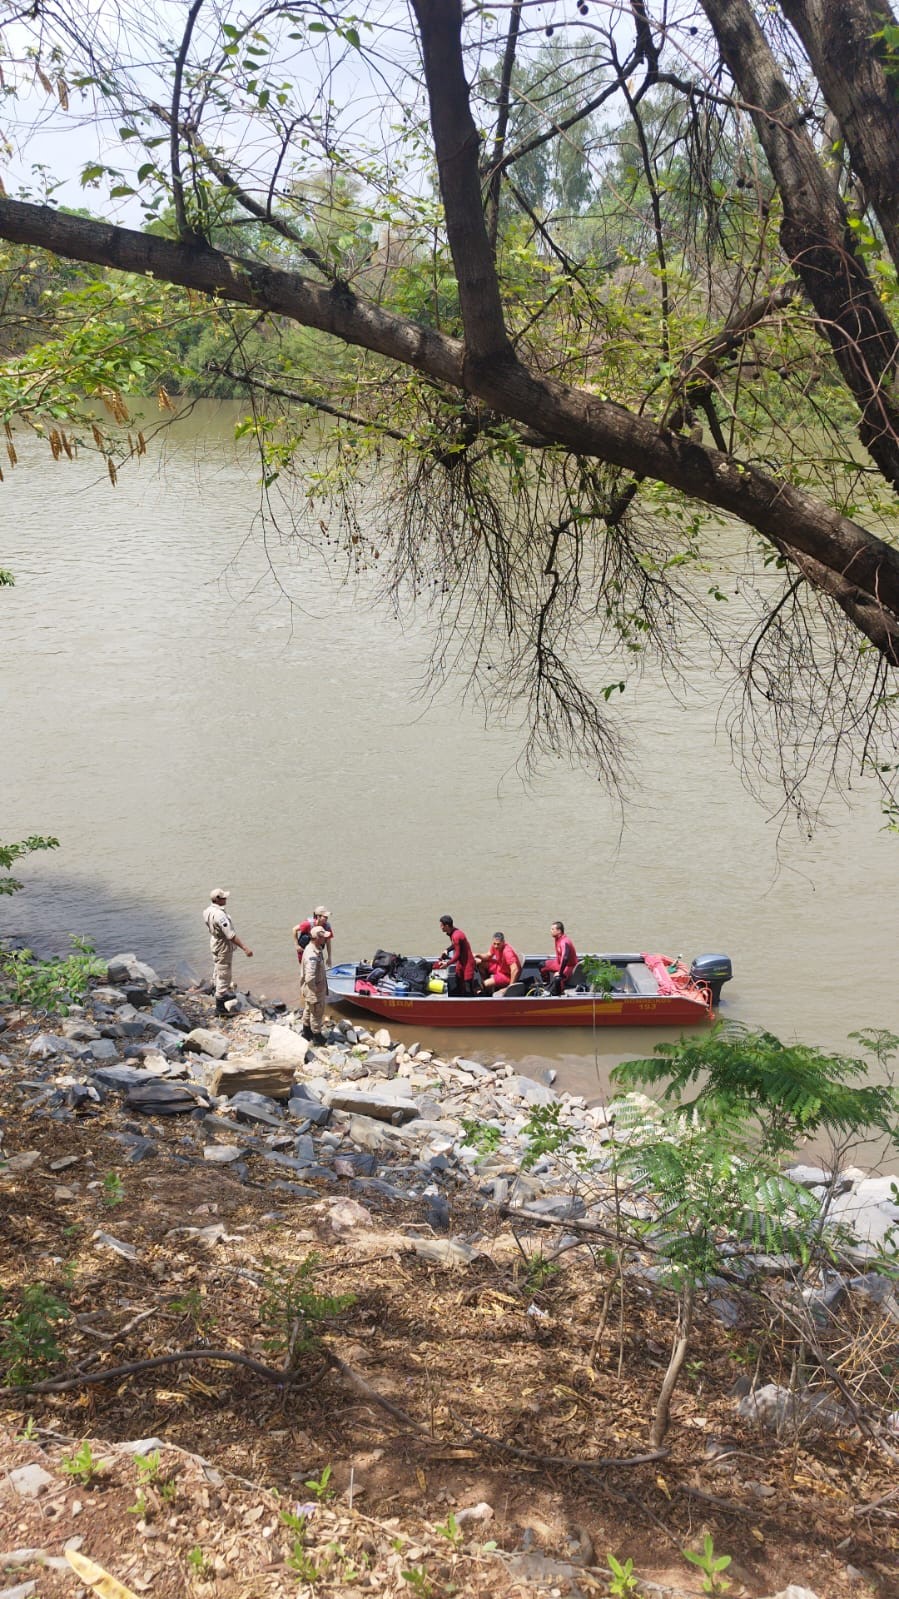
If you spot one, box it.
[2,403,897,1146]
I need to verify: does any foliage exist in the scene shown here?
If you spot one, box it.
[0,833,59,897]
[459,1119,502,1160]
[303,1464,333,1502]
[0,935,105,1014]
[102,1171,125,1208]
[61,1441,103,1486]
[613,1023,899,1155]
[581,956,621,997]
[0,1282,71,1386]
[3,3,899,816]
[682,1534,732,1595]
[605,1553,640,1597]
[258,1254,355,1369]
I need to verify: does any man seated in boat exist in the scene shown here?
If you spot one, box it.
[434,914,476,995]
[475,931,522,995]
[541,920,578,995]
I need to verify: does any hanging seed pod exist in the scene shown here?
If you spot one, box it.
[7,441,17,467]
[137,432,146,456]
[92,423,104,450]
[61,431,73,460]
[49,429,61,460]
[107,456,118,487]
[157,386,175,412]
[56,76,69,110]
[4,421,12,442]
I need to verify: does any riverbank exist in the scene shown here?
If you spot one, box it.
[1,957,897,1597]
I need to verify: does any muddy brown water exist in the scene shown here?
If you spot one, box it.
[2,404,897,1163]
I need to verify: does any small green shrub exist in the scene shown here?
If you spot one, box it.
[259,1254,355,1369]
[0,1283,71,1385]
[0,935,105,1013]
[61,1441,101,1486]
[581,955,621,996]
[683,1534,732,1594]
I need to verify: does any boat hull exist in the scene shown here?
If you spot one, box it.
[326,960,713,1028]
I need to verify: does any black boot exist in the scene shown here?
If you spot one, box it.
[301,1023,313,1041]
[312,1032,327,1046]
[215,996,231,1017]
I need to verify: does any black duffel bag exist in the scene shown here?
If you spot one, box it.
[394,957,432,994]
[371,948,400,975]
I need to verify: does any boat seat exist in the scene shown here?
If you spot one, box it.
[501,981,527,998]
[625,961,658,997]
[564,961,586,991]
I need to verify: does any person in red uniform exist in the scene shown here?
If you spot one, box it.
[541,920,578,994]
[476,931,521,995]
[436,914,476,995]
[293,906,333,966]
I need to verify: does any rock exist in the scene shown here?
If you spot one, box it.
[827,1178,899,1257]
[107,953,160,987]
[151,998,191,1031]
[521,1194,586,1221]
[90,1064,155,1093]
[60,1019,100,1042]
[92,1230,140,1260]
[761,1590,821,1599]
[6,1465,55,1499]
[211,1060,297,1099]
[0,1581,38,1598]
[83,1037,120,1062]
[90,985,128,1005]
[505,1074,558,1106]
[410,1237,478,1267]
[263,1024,311,1065]
[373,1028,392,1048]
[183,1027,229,1059]
[3,1151,40,1174]
[28,1033,74,1060]
[738,1382,853,1436]
[325,1088,419,1123]
[785,1163,851,1192]
[363,1051,398,1077]
[327,1198,374,1234]
[290,1102,332,1128]
[226,1091,284,1128]
[454,1502,494,1525]
[125,1080,211,1115]
[204,1144,247,1163]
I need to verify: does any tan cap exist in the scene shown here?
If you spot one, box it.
[310,923,329,941]
[314,905,330,918]
[209,887,230,901]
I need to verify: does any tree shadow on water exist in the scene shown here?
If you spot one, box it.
[0,871,200,980]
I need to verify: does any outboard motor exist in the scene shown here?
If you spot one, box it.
[689,954,733,1007]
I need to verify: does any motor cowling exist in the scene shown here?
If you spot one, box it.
[689,954,733,1007]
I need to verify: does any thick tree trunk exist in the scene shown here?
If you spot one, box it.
[410,0,513,367]
[779,0,899,275]
[700,0,899,492]
[2,196,899,658]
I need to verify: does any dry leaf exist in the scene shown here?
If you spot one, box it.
[655,1474,671,1499]
[66,1548,140,1599]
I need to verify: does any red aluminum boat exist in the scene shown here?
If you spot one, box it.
[327,952,732,1029]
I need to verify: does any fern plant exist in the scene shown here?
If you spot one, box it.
[613,1022,899,1156]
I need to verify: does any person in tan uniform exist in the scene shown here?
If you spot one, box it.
[202,888,253,1016]
[299,923,330,1042]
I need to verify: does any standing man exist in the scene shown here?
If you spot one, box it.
[476,931,522,995]
[203,888,253,1016]
[541,920,578,995]
[300,923,330,1043]
[436,914,476,996]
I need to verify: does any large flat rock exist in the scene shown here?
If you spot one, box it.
[323,1087,419,1123]
[263,1024,312,1065]
[210,1060,297,1099]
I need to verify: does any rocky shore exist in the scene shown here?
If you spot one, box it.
[6,952,898,1281]
[2,953,898,1598]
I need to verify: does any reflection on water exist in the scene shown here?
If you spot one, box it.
[1,404,897,1160]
